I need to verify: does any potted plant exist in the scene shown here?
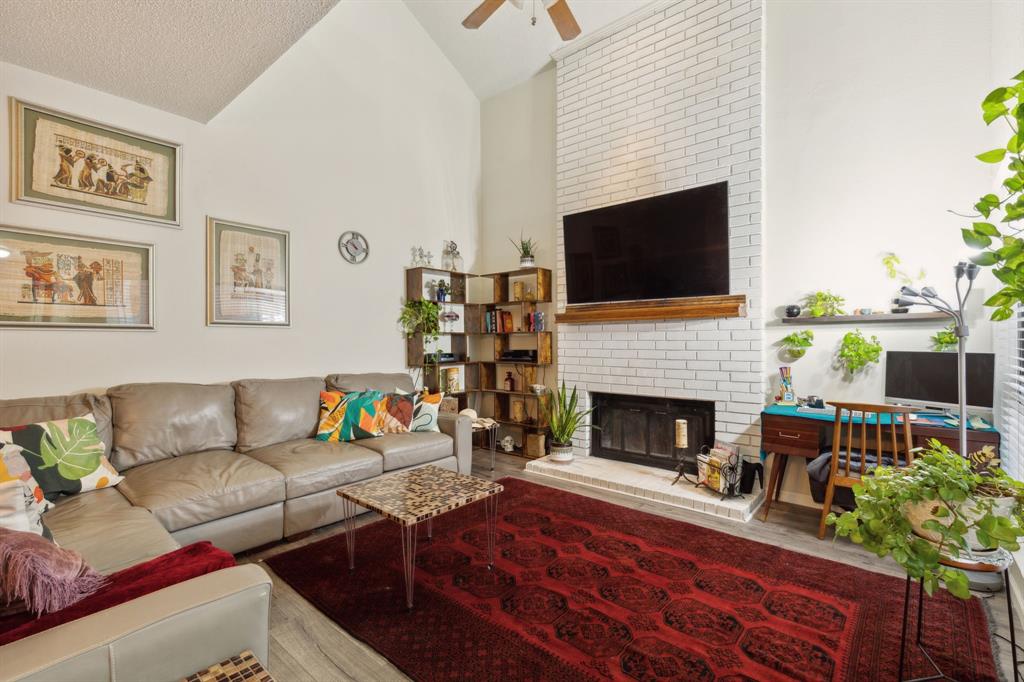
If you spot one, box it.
[779,330,814,359]
[509,234,538,268]
[399,299,441,384]
[956,71,1024,322]
[829,440,1024,598]
[882,252,926,312]
[542,382,596,463]
[803,290,846,318]
[836,329,882,375]
[930,323,958,352]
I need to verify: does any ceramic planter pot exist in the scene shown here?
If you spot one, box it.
[550,442,574,463]
[519,256,536,268]
[905,495,1017,551]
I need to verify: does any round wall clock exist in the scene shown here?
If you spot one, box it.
[338,231,369,264]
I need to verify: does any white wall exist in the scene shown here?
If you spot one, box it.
[765,0,1004,504]
[0,1,480,398]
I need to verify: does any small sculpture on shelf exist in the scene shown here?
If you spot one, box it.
[442,241,464,272]
[436,280,449,302]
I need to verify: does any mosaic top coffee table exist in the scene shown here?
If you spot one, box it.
[336,465,503,609]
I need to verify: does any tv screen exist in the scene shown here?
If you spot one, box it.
[884,351,995,410]
[562,182,729,305]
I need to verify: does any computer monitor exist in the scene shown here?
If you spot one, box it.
[884,351,995,411]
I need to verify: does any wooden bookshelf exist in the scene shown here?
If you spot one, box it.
[403,265,553,455]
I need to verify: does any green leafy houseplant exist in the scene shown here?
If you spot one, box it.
[829,440,1024,598]
[780,330,814,359]
[398,299,441,354]
[958,71,1024,322]
[543,382,596,448]
[882,252,926,286]
[930,323,958,352]
[836,329,882,375]
[804,290,846,318]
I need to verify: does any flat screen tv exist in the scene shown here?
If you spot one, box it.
[884,351,995,411]
[562,182,729,305]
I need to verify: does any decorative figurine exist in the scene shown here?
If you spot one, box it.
[424,251,434,266]
[784,305,801,318]
[501,436,516,453]
[436,280,448,302]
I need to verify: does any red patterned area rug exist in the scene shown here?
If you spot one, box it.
[266,478,997,681]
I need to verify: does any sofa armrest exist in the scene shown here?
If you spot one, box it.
[438,413,472,474]
[0,564,272,682]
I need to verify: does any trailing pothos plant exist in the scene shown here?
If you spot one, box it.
[399,299,441,360]
[829,440,1024,598]
[780,330,814,359]
[959,70,1024,321]
[930,323,958,352]
[803,290,846,318]
[836,329,882,375]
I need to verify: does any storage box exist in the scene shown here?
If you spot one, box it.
[525,433,546,458]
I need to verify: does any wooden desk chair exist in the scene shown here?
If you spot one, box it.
[817,402,916,539]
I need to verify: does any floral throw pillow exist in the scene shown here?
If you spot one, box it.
[316,391,386,442]
[0,415,122,502]
[0,444,52,526]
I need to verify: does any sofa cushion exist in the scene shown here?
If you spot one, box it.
[355,432,453,471]
[246,438,383,498]
[233,377,324,453]
[0,393,113,458]
[108,383,237,470]
[117,451,284,532]
[43,488,178,574]
[326,372,415,394]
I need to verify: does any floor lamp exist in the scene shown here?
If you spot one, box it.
[895,260,980,458]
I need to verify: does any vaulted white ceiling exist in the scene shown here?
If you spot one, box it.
[404,0,653,100]
[0,0,338,122]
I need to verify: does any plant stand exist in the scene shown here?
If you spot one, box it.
[897,548,1020,681]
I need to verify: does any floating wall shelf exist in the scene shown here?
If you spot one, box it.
[780,312,949,325]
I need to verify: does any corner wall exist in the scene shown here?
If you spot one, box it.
[0,1,481,398]
[553,0,765,457]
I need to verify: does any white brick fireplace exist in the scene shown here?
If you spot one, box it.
[550,0,764,460]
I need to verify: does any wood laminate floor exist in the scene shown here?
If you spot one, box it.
[241,450,1021,681]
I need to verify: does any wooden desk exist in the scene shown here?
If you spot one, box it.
[759,407,1001,521]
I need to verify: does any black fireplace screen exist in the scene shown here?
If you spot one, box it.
[590,393,715,472]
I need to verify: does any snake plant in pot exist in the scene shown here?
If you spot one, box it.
[828,440,1024,598]
[543,382,596,463]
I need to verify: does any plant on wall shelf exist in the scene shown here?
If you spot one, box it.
[836,329,882,375]
[780,330,814,359]
[881,252,926,286]
[510,233,538,267]
[399,299,441,352]
[956,70,1024,322]
[803,290,846,318]
[829,440,1024,599]
[931,323,958,352]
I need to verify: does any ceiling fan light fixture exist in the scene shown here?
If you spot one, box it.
[461,0,580,40]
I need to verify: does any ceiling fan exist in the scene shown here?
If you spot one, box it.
[462,0,582,41]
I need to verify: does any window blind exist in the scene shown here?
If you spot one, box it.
[995,305,1024,480]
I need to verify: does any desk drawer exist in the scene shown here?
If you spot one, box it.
[762,422,821,457]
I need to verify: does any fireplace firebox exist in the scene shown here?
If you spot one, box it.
[590,393,714,473]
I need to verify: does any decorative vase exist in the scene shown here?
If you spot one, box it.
[519,255,535,268]
[550,442,574,463]
[785,305,801,318]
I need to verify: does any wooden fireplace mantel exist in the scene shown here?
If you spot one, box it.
[554,294,747,324]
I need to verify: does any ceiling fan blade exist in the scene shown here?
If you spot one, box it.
[547,0,581,40]
[462,0,505,29]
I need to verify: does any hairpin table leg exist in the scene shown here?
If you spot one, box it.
[401,522,418,610]
[484,493,498,569]
[342,496,357,571]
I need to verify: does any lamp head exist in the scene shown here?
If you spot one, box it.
[920,286,938,298]
[896,297,918,308]
[899,285,920,297]
[966,263,980,281]
[954,261,967,279]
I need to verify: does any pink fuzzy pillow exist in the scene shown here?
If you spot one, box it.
[0,528,107,616]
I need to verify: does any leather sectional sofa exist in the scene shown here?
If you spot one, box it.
[0,372,472,682]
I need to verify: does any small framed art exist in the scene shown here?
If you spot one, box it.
[206,217,290,327]
[0,224,154,329]
[9,98,181,227]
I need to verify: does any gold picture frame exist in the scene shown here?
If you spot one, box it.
[0,224,154,329]
[9,98,181,227]
[206,217,290,327]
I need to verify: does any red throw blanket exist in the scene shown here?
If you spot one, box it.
[0,541,235,646]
